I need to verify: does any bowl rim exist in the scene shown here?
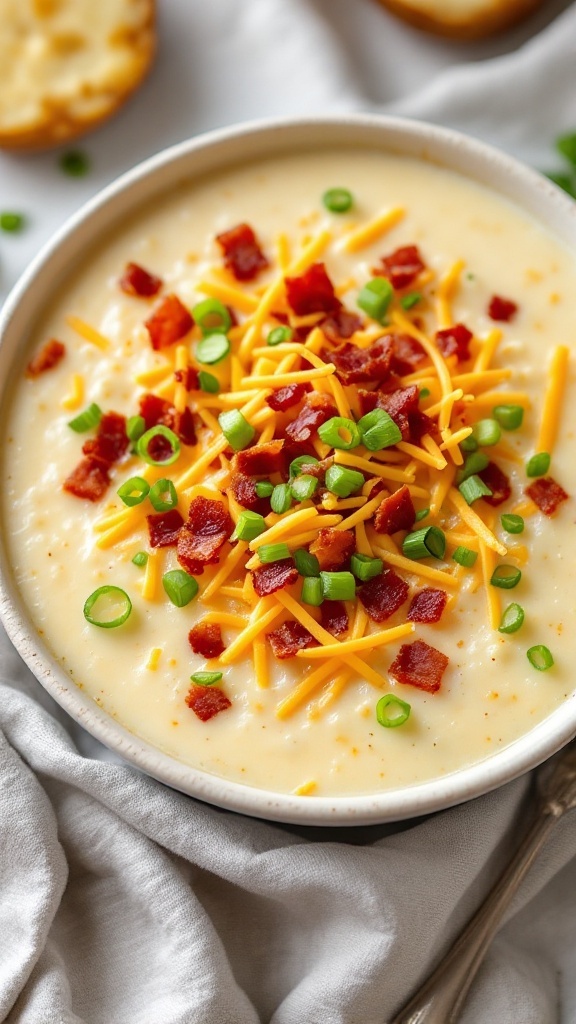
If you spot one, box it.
[2,112,576,826]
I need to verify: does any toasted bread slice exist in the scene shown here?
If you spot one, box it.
[0,0,156,150]
[377,0,545,39]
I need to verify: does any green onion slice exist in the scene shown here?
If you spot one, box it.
[291,475,318,502]
[400,291,421,311]
[218,410,255,451]
[320,570,356,601]
[231,510,266,542]
[84,586,132,628]
[460,435,478,453]
[68,402,102,433]
[0,212,25,233]
[357,277,393,323]
[472,418,501,447]
[415,507,430,522]
[458,474,493,505]
[456,452,489,484]
[498,603,525,634]
[270,483,292,514]
[490,564,522,590]
[162,570,199,607]
[501,513,524,535]
[126,414,146,442]
[351,553,383,582]
[452,546,478,568]
[198,370,220,394]
[376,694,411,729]
[117,476,150,507]
[255,480,274,498]
[136,425,181,466]
[493,404,524,431]
[527,645,554,671]
[131,551,148,567]
[267,325,293,347]
[322,188,353,214]
[60,150,90,176]
[402,526,446,561]
[190,670,223,686]
[289,455,319,478]
[192,298,231,336]
[302,576,323,606]
[293,548,320,577]
[258,542,291,564]
[419,388,431,400]
[526,452,551,478]
[196,333,230,365]
[149,478,178,512]
[357,408,402,451]
[318,416,362,450]
[325,464,364,498]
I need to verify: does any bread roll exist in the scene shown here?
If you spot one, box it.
[377,0,545,40]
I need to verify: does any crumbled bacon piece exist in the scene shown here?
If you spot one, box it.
[252,559,299,598]
[177,497,234,575]
[147,509,185,548]
[174,366,200,391]
[266,383,306,412]
[26,339,66,377]
[188,622,225,659]
[526,476,569,516]
[230,473,269,515]
[119,262,162,298]
[407,589,447,624]
[321,308,363,342]
[390,334,427,376]
[435,324,473,363]
[285,263,341,316]
[373,385,420,440]
[310,528,354,571]
[138,393,196,447]
[373,485,416,534]
[63,458,110,501]
[407,409,436,444]
[320,601,349,637]
[233,440,284,477]
[325,336,394,385]
[216,222,269,281]
[139,393,172,430]
[358,570,409,622]
[284,394,337,444]
[170,407,197,447]
[185,685,232,721]
[478,462,511,507]
[375,245,425,289]
[389,639,449,693]
[266,620,319,659]
[488,295,518,322]
[82,411,129,466]
[145,294,193,350]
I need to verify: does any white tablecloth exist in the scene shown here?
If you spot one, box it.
[2,3,576,1021]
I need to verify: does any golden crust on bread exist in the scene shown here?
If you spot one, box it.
[0,0,156,150]
[376,0,545,40]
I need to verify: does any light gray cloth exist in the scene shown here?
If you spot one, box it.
[2,2,576,1021]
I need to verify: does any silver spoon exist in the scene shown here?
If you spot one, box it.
[390,738,576,1024]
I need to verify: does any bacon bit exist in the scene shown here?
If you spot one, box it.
[252,559,299,598]
[285,263,341,316]
[174,366,200,391]
[216,222,269,282]
[407,588,447,624]
[284,394,338,444]
[320,600,349,637]
[374,385,420,441]
[321,308,363,342]
[358,570,409,622]
[266,383,307,412]
[478,462,511,507]
[188,622,225,659]
[145,294,193,351]
[374,485,416,534]
[325,336,394,385]
[82,411,129,466]
[375,245,425,289]
[230,473,269,514]
[388,639,448,693]
[177,497,234,574]
[139,393,172,429]
[185,685,232,721]
[526,476,569,516]
[298,457,333,481]
[138,393,196,447]
[488,295,518,322]
[170,407,197,446]
[63,458,110,501]
[147,509,185,548]
[390,334,427,375]
[26,339,66,378]
[310,528,354,571]
[407,409,436,444]
[266,620,319,659]
[234,440,284,477]
[119,262,162,298]
[435,323,473,363]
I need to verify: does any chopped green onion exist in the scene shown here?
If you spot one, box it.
[376,693,411,728]
[419,388,431,399]
[117,475,150,507]
[126,414,145,442]
[68,402,102,433]
[498,603,525,634]
[149,478,178,512]
[83,585,132,628]
[501,513,524,534]
[318,416,362,450]
[460,435,478,453]
[357,408,402,451]
[258,542,291,564]
[231,510,266,542]
[458,474,493,505]
[556,132,576,167]
[131,551,148,567]
[527,645,554,671]
[415,507,430,522]
[191,298,231,336]
[490,564,522,589]
[190,671,223,685]
[255,481,274,498]
[351,552,383,582]
[320,570,356,601]
[456,452,489,483]
[60,150,90,176]
[291,474,318,501]
[322,188,353,214]
[270,483,293,514]
[0,212,25,233]
[302,576,324,606]
[452,546,478,568]
[293,548,320,577]
[198,370,220,393]
[526,452,551,478]
[325,464,364,497]
[400,291,421,311]
[162,569,198,607]
[357,277,393,323]
[137,425,181,465]
[289,455,319,478]
[493,404,524,431]
[196,333,230,365]
[267,325,293,346]
[218,410,255,451]
[472,418,501,447]
[402,526,446,561]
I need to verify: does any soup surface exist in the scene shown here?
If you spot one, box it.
[3,148,575,797]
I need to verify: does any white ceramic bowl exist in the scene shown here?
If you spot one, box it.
[1,115,576,826]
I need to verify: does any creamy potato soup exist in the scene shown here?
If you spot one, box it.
[3,149,575,797]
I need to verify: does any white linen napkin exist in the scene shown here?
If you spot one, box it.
[2,3,576,1022]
